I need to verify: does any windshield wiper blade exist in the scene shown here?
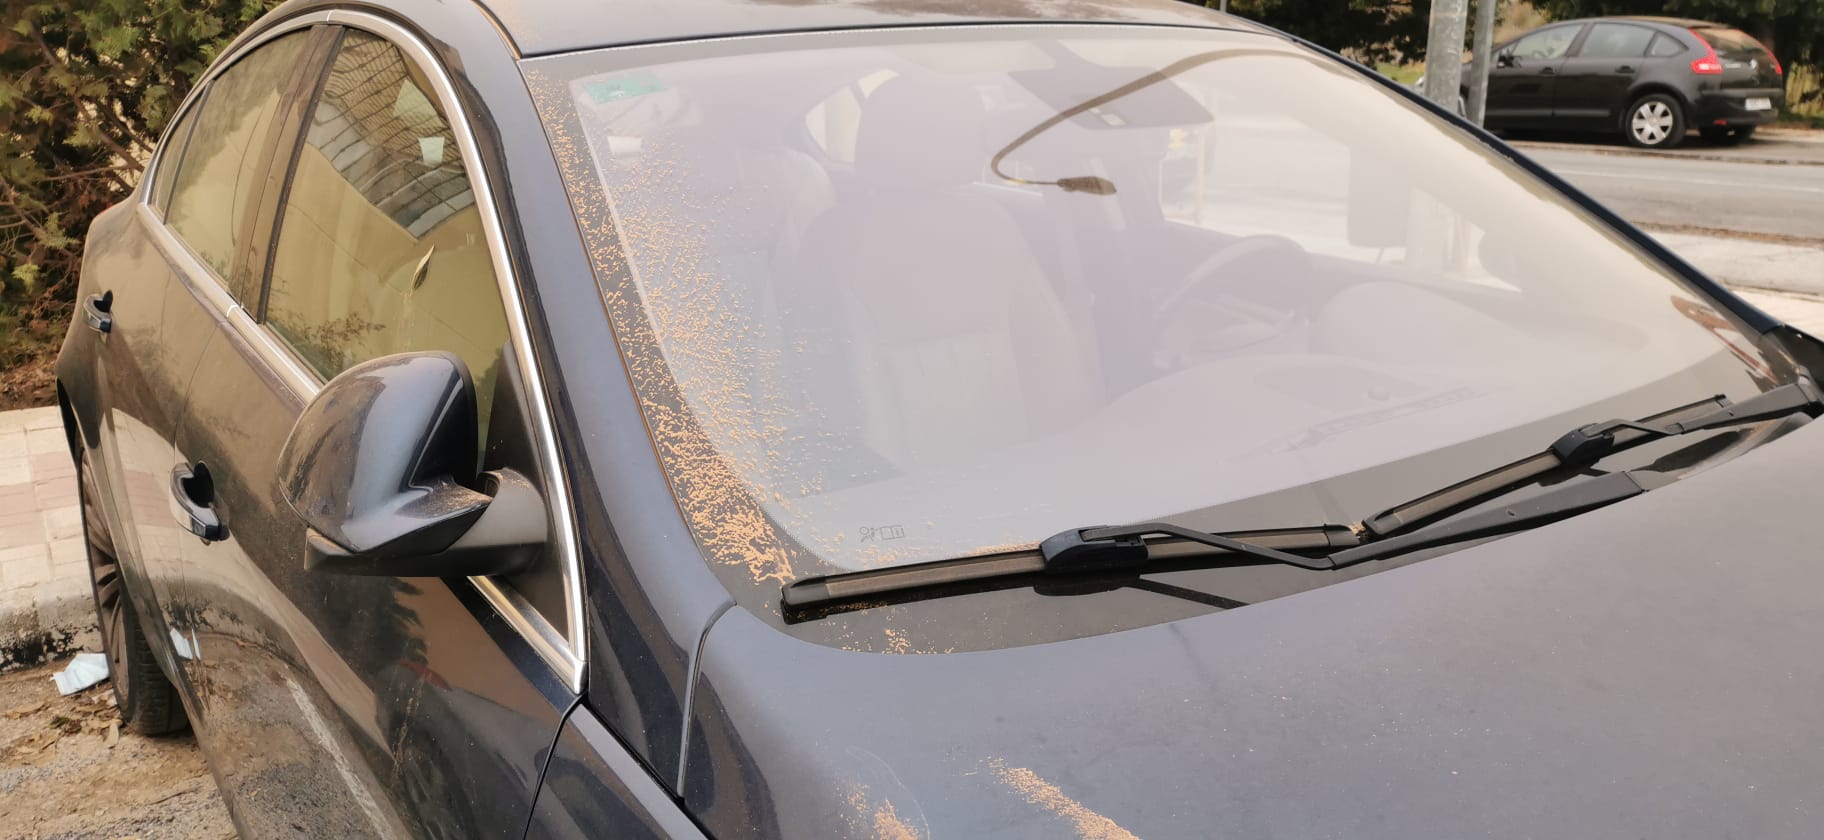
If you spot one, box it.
[780,524,1356,612]
[1364,378,1822,537]
[781,471,1661,613]
[1328,469,1663,567]
[780,381,1821,615]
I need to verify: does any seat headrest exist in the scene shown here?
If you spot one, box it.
[855,76,988,191]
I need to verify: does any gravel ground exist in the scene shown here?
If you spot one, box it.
[0,657,232,839]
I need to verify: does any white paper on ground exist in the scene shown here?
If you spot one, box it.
[51,652,110,696]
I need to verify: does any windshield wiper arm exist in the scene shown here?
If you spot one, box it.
[1364,378,1822,536]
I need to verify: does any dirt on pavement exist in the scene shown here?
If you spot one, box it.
[0,657,233,839]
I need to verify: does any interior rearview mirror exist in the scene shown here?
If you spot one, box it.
[277,352,547,577]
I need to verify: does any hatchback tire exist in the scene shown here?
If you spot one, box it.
[1623,94,1685,149]
[78,452,188,735]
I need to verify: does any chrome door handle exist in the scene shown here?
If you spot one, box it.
[83,292,112,334]
[171,464,225,542]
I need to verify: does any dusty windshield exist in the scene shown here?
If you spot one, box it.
[527,26,1781,586]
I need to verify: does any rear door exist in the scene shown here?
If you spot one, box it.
[1486,24,1582,126]
[168,16,583,838]
[1555,22,1656,127]
[86,24,318,678]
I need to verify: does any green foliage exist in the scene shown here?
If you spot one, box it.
[1198,0,1439,64]
[1532,0,1823,104]
[0,0,276,325]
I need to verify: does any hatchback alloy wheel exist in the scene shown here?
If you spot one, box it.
[1625,95,1685,149]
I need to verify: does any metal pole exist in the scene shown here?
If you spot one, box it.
[1424,0,1470,113]
[1219,0,1229,13]
[1467,0,1498,125]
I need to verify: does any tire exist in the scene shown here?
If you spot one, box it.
[1623,94,1686,149]
[78,452,188,736]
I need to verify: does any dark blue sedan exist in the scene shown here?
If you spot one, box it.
[55,0,1824,837]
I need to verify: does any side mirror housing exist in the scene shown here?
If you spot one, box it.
[1496,52,1517,69]
[277,352,545,577]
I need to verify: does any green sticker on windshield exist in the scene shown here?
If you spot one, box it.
[585,71,663,104]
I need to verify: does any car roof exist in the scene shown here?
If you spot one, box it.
[475,0,1264,58]
[1603,15,1724,30]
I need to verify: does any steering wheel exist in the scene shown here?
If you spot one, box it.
[1145,235,1313,371]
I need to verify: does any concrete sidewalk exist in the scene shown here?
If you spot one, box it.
[1512,126,1824,167]
[1650,231,1824,297]
[0,407,96,669]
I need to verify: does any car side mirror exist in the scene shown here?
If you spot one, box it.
[1496,52,1517,69]
[277,352,547,577]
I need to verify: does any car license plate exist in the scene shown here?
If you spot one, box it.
[1746,97,1773,111]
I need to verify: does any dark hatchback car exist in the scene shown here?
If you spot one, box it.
[1485,16,1785,148]
[53,0,1824,837]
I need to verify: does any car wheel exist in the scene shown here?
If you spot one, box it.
[1623,94,1685,149]
[79,452,188,735]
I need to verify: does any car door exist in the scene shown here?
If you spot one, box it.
[1554,22,1655,128]
[168,17,583,838]
[82,25,318,676]
[1486,24,1583,127]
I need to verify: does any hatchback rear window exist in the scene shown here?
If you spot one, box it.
[1695,28,1774,63]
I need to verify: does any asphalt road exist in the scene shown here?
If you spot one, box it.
[1520,145,1824,242]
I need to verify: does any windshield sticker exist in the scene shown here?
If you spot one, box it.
[859,524,907,544]
[585,70,664,104]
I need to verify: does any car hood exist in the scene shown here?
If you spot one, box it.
[683,418,1824,839]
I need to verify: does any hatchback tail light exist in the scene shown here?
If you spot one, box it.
[1690,36,1724,75]
[1690,56,1723,75]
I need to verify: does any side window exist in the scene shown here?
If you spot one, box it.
[150,101,203,216]
[264,30,510,434]
[1510,26,1578,61]
[1579,24,1654,59]
[165,32,310,288]
[1649,34,1687,58]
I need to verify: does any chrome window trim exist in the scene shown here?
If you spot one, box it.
[139,9,587,693]
[139,12,330,212]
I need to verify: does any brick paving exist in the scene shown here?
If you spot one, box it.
[0,408,80,588]
[0,406,91,667]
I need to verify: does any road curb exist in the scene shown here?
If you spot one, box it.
[1510,139,1824,168]
[0,576,98,671]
